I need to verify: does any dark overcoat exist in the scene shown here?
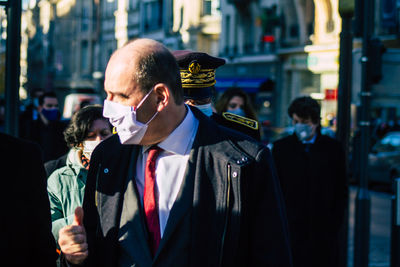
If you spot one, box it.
[76,106,292,267]
[0,133,57,266]
[272,133,347,267]
[19,117,68,162]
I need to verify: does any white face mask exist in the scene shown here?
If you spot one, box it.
[103,89,158,145]
[294,123,314,141]
[195,103,213,117]
[83,140,102,160]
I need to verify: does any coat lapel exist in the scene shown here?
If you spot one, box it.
[117,146,153,266]
[153,147,197,261]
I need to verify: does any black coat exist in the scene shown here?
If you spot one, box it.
[272,133,347,267]
[75,106,292,267]
[0,133,57,266]
[19,117,69,162]
[44,153,68,177]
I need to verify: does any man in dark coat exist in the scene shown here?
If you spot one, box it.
[0,132,58,266]
[272,96,347,267]
[19,92,68,162]
[58,38,292,267]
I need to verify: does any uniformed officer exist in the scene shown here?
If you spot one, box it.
[172,50,261,140]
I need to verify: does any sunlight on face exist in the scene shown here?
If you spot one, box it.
[86,119,112,141]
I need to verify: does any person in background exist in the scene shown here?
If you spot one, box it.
[57,38,291,267]
[47,105,112,245]
[20,91,69,162]
[215,87,258,119]
[0,132,57,266]
[272,96,347,267]
[20,89,44,127]
[44,100,102,177]
[215,87,261,139]
[172,50,261,140]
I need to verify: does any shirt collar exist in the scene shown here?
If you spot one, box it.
[143,105,197,155]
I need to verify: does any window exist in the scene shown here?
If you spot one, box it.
[203,0,212,15]
[143,0,163,32]
[81,41,89,72]
[289,24,299,38]
[203,0,220,16]
[81,6,89,32]
[128,0,138,10]
[103,0,117,18]
[224,15,230,55]
[381,0,397,33]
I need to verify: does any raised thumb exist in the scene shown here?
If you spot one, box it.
[72,206,84,226]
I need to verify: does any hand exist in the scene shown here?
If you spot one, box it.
[58,207,88,265]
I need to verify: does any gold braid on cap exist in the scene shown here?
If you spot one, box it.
[180,69,216,88]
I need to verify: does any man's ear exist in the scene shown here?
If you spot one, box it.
[154,83,170,112]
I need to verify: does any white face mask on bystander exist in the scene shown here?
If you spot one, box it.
[82,140,102,159]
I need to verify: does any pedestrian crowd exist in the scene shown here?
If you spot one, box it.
[2,38,348,267]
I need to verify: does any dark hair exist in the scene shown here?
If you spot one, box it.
[135,48,184,105]
[63,105,111,147]
[38,92,57,106]
[288,96,321,124]
[215,87,257,120]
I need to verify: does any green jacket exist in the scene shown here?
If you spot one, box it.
[47,148,88,245]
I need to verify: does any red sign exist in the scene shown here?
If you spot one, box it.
[325,89,337,100]
[262,35,275,43]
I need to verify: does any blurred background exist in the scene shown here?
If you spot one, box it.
[2,0,398,143]
[2,1,400,266]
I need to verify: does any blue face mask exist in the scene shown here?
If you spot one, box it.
[228,108,246,117]
[41,108,60,121]
[195,103,213,117]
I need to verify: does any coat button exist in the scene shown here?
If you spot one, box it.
[232,172,238,178]
[104,168,109,174]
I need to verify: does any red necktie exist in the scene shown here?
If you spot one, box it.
[144,146,162,257]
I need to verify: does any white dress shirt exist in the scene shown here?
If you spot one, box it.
[135,106,199,236]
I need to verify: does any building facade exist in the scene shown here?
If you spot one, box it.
[24,0,221,108]
[218,0,279,127]
[22,0,400,129]
[218,0,341,129]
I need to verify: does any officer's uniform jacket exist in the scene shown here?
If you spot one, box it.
[211,112,261,141]
[79,106,292,267]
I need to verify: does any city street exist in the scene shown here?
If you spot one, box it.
[2,0,400,265]
[348,186,392,267]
